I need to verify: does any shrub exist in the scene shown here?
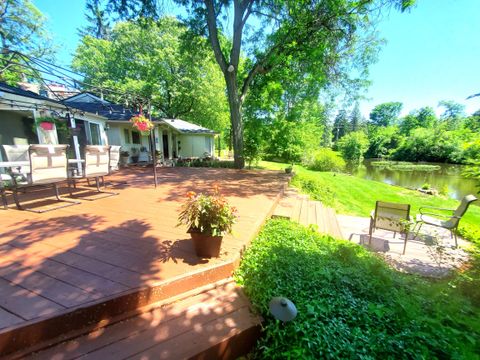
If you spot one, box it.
[304,148,345,172]
[337,131,369,166]
[235,219,480,359]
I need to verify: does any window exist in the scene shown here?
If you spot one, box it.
[89,123,101,145]
[123,128,131,143]
[132,131,141,144]
[204,137,212,153]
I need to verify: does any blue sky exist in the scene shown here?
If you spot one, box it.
[34,0,480,117]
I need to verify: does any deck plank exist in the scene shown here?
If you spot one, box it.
[0,277,65,320]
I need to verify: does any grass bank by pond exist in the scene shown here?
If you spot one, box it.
[235,219,480,359]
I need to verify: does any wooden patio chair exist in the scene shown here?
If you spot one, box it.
[413,194,478,247]
[10,145,80,212]
[68,145,118,199]
[369,201,411,255]
[104,145,127,187]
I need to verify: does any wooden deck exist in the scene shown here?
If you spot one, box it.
[0,167,288,356]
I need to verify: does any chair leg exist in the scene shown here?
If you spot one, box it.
[453,230,458,248]
[1,187,8,210]
[368,220,374,246]
[403,232,408,255]
[12,187,23,210]
[95,177,101,192]
[414,222,423,240]
[393,231,396,238]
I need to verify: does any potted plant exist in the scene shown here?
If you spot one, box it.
[130,114,154,135]
[35,116,56,131]
[120,150,130,166]
[285,165,293,174]
[177,186,237,257]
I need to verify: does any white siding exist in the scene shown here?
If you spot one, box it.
[178,134,215,158]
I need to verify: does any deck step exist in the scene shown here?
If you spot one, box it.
[9,279,261,360]
[272,188,344,239]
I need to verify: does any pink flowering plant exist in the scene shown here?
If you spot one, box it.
[130,115,154,135]
[178,186,237,236]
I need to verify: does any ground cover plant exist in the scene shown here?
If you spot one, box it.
[235,219,480,359]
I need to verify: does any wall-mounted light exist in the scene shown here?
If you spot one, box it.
[104,124,110,131]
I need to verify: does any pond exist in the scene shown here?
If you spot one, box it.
[354,160,479,201]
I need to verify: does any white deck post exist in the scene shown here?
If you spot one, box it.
[168,130,173,160]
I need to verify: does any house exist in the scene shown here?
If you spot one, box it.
[0,82,108,163]
[64,93,217,163]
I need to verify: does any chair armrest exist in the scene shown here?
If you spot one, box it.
[419,212,455,218]
[419,206,455,215]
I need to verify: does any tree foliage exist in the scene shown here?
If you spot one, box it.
[79,0,112,40]
[0,0,53,83]
[369,101,403,127]
[337,131,369,165]
[106,0,415,168]
[73,17,229,132]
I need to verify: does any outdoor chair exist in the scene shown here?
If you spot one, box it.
[10,144,80,212]
[68,145,118,199]
[104,145,127,187]
[414,194,478,247]
[369,201,411,255]
[2,145,30,182]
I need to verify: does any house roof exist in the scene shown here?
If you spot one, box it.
[0,82,62,105]
[64,100,139,121]
[160,118,216,134]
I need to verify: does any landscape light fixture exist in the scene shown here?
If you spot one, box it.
[269,297,297,322]
[227,64,235,72]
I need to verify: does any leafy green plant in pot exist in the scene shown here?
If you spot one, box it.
[177,185,237,257]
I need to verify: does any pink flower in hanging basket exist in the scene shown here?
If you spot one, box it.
[130,115,154,135]
[39,122,54,131]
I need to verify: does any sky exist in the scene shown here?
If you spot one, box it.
[33,0,480,117]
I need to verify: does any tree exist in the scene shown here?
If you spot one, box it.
[333,110,349,142]
[350,102,362,132]
[438,100,465,130]
[79,0,112,40]
[73,18,229,132]
[0,0,53,83]
[399,106,436,135]
[369,102,403,127]
[106,0,415,168]
[337,131,370,166]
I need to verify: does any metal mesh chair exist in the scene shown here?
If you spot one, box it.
[69,145,118,199]
[414,195,478,247]
[2,145,30,182]
[11,145,79,212]
[369,201,411,254]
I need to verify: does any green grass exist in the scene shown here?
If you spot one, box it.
[235,219,480,359]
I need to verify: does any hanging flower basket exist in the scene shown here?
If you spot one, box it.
[130,115,154,136]
[39,122,54,131]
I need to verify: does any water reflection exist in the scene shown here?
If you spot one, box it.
[354,160,479,201]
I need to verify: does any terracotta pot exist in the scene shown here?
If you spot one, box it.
[189,231,223,258]
[39,122,54,131]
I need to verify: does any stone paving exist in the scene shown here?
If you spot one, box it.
[337,215,471,278]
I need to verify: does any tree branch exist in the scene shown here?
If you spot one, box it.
[204,0,227,73]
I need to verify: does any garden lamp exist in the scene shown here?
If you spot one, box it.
[269,297,297,322]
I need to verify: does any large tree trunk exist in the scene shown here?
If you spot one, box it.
[225,73,244,169]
